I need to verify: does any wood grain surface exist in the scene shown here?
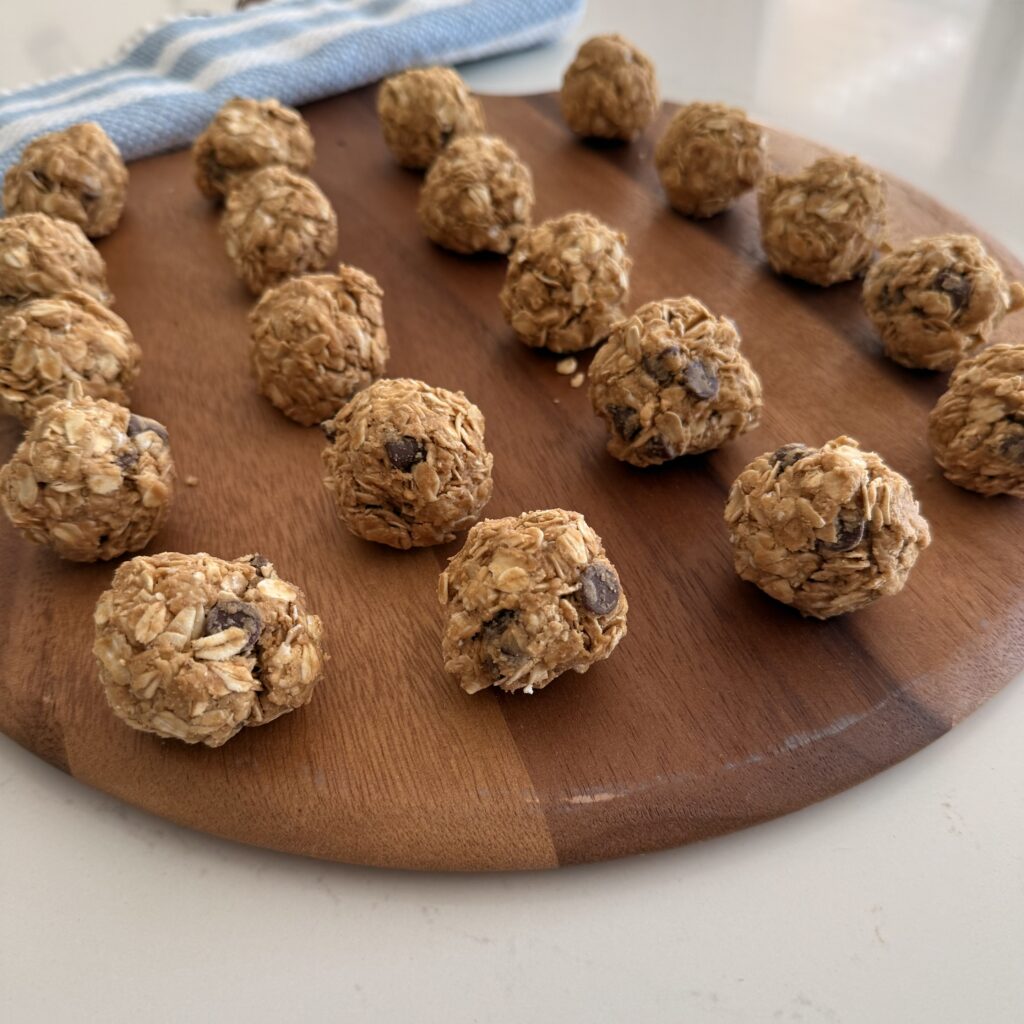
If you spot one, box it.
[1,90,1022,871]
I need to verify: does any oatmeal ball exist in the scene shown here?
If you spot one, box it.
[221,165,337,294]
[322,377,493,549]
[758,155,887,286]
[0,393,174,562]
[417,135,533,255]
[559,34,659,142]
[377,67,486,170]
[928,343,1024,497]
[655,102,765,218]
[249,264,388,425]
[0,290,140,424]
[93,551,325,747]
[192,97,314,201]
[3,123,129,238]
[863,234,1024,371]
[589,297,762,466]
[500,212,631,353]
[724,437,931,618]
[0,213,110,306]
[439,508,628,694]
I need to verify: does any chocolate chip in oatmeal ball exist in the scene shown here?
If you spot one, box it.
[385,435,427,472]
[248,553,272,571]
[933,269,971,315]
[819,514,866,552]
[999,426,1024,463]
[682,358,719,400]
[479,607,516,642]
[115,448,139,472]
[770,443,814,470]
[642,347,680,387]
[204,599,262,656]
[589,297,761,467]
[579,563,620,615]
[127,414,169,443]
[608,404,640,441]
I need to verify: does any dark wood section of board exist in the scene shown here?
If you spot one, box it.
[1,90,1022,871]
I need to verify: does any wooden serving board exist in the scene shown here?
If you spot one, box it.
[1,90,1022,871]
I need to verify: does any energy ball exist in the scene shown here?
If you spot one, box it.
[655,101,765,218]
[321,377,493,549]
[0,213,110,306]
[377,67,485,170]
[928,343,1024,497]
[249,264,388,425]
[192,97,314,201]
[417,134,533,255]
[758,154,887,286]
[0,290,140,424]
[724,436,931,619]
[0,393,174,562]
[500,212,631,353]
[589,297,762,466]
[438,508,628,694]
[93,551,325,747]
[221,165,337,294]
[559,34,659,142]
[863,234,1024,370]
[3,122,129,238]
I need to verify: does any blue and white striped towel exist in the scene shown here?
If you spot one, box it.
[0,0,583,202]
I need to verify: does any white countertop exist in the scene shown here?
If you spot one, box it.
[2,2,1023,1021]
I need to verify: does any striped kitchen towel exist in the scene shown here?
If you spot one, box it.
[0,0,583,197]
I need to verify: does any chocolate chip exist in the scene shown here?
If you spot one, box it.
[770,443,813,470]
[642,346,680,387]
[479,608,516,643]
[248,553,272,571]
[579,563,620,616]
[127,414,169,444]
[477,610,523,680]
[821,513,866,553]
[681,359,719,400]
[385,435,426,472]
[607,404,640,441]
[999,427,1024,464]
[934,269,971,315]
[321,419,337,443]
[641,435,672,462]
[203,600,262,655]
[115,448,139,472]
[879,284,906,310]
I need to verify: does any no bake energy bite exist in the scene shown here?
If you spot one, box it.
[249,264,388,425]
[724,437,930,618]
[560,34,659,142]
[439,508,628,694]
[589,297,762,466]
[93,551,324,746]
[377,67,485,170]
[322,377,493,549]
[863,234,1024,370]
[0,393,173,562]
[192,97,314,201]
[3,122,129,238]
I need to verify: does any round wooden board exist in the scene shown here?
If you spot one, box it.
[1,90,1022,871]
